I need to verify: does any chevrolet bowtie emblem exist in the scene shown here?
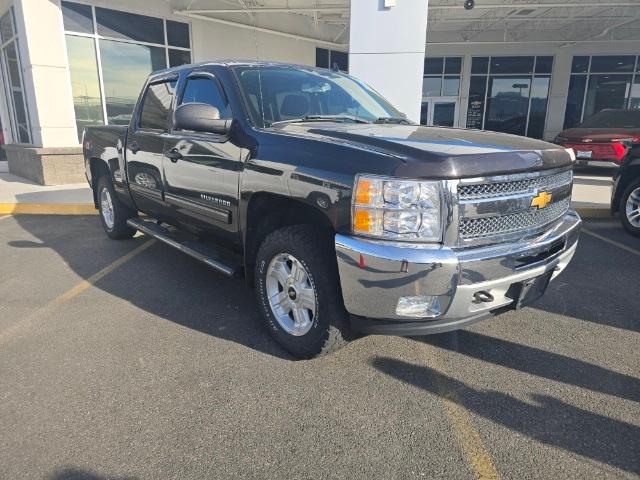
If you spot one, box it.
[531,191,553,209]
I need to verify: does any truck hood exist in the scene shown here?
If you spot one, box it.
[273,123,572,178]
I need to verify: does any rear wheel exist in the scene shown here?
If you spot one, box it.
[255,225,352,359]
[620,179,640,237]
[96,176,137,240]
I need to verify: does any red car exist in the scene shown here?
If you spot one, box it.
[555,109,640,168]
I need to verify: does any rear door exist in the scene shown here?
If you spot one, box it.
[126,76,177,217]
[162,69,242,239]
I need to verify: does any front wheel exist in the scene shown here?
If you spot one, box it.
[620,180,640,237]
[96,176,137,240]
[255,225,352,359]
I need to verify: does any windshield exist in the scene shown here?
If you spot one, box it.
[233,65,405,127]
[579,110,640,129]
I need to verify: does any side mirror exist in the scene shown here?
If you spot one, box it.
[173,103,232,136]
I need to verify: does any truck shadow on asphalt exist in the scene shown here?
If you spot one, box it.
[371,355,640,475]
[48,467,136,480]
[10,215,292,360]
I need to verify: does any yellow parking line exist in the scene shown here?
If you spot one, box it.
[0,239,155,346]
[583,228,640,257]
[415,343,500,480]
[0,203,97,215]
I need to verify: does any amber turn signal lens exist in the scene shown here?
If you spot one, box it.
[353,209,372,233]
[355,179,372,205]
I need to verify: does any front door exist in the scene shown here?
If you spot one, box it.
[420,97,459,127]
[162,70,242,240]
[126,77,177,217]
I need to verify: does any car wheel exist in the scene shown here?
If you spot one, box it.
[620,179,640,237]
[96,175,137,240]
[255,225,352,359]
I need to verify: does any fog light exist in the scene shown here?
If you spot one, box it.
[396,296,441,318]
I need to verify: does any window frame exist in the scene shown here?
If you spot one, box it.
[61,1,192,140]
[467,55,554,139]
[564,55,640,129]
[0,7,32,144]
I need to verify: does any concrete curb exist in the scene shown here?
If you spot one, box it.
[574,207,611,219]
[0,203,97,215]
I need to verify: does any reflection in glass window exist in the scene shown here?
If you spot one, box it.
[167,20,190,49]
[442,76,460,96]
[169,49,191,68]
[584,74,634,118]
[422,77,441,97]
[96,7,164,44]
[180,77,231,119]
[66,35,104,140]
[490,56,534,75]
[630,77,640,110]
[61,1,93,34]
[100,39,166,125]
[0,9,14,43]
[590,56,635,73]
[314,48,348,72]
[140,81,176,130]
[527,76,550,139]
[563,75,587,129]
[484,77,531,137]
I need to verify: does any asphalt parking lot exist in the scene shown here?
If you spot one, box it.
[0,214,638,480]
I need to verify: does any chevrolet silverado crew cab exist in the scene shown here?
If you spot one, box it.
[84,61,581,359]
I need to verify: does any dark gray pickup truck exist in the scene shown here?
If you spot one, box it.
[83,61,581,359]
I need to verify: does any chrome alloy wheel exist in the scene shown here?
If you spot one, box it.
[626,187,640,228]
[266,253,317,336]
[100,187,115,230]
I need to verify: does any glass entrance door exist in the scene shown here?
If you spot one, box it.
[421,97,458,127]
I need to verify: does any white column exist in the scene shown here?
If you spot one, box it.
[349,0,428,123]
[13,0,78,147]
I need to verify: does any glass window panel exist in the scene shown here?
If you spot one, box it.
[169,49,191,68]
[0,10,14,43]
[96,7,164,44]
[571,56,589,74]
[471,57,489,75]
[4,41,22,89]
[65,35,104,141]
[527,76,550,139]
[442,76,460,96]
[166,20,190,48]
[316,48,329,68]
[180,77,231,119]
[422,77,441,97]
[490,56,534,74]
[583,74,633,118]
[444,57,462,74]
[100,39,166,125]
[420,102,429,125]
[330,50,348,72]
[13,91,30,143]
[535,56,553,74]
[563,75,587,129]
[424,57,444,75]
[139,81,175,130]
[630,76,640,110]
[61,1,94,34]
[590,56,635,73]
[484,76,531,136]
[433,102,455,127]
[466,76,486,129]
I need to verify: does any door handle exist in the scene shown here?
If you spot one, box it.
[165,148,183,162]
[130,142,140,154]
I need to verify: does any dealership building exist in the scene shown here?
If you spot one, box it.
[0,0,639,184]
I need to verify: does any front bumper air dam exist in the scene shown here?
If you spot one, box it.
[335,211,582,335]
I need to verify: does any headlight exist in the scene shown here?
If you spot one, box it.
[352,175,442,242]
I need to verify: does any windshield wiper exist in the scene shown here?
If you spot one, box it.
[270,114,372,126]
[374,116,414,125]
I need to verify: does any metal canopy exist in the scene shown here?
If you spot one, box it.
[169,0,640,47]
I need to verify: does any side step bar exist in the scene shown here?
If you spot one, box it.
[127,218,242,277]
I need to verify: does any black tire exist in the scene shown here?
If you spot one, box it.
[255,225,352,359]
[620,179,640,237]
[96,175,137,240]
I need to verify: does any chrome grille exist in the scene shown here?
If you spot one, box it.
[459,198,571,239]
[454,167,573,245]
[458,170,573,200]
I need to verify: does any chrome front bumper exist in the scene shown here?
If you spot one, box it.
[335,211,582,335]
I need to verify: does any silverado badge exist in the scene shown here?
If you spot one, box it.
[531,191,553,209]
